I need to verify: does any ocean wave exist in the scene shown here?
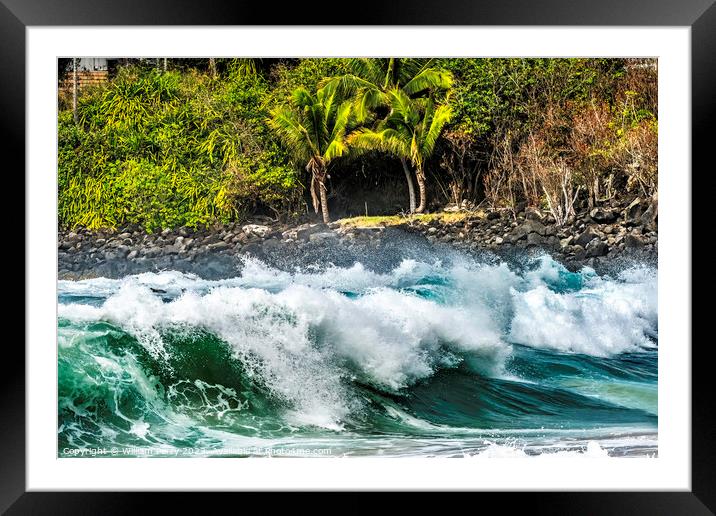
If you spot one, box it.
[58,254,658,454]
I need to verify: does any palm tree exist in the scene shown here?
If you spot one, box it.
[322,58,452,212]
[349,89,452,213]
[268,84,353,223]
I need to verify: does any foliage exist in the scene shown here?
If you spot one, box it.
[349,88,452,212]
[267,82,354,222]
[59,58,658,230]
[59,65,299,231]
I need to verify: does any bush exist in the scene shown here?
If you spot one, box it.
[58,65,301,231]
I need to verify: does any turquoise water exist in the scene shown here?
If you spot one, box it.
[58,254,657,457]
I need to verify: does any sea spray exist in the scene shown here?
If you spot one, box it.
[58,253,658,457]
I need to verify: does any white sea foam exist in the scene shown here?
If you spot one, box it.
[509,263,657,356]
[59,282,508,428]
[58,255,657,426]
[468,440,610,458]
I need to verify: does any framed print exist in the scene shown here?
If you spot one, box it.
[5,0,713,512]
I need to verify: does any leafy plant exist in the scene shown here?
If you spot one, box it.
[268,83,353,223]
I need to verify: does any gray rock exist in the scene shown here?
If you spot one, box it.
[525,219,547,235]
[560,235,574,248]
[625,197,646,224]
[624,234,645,249]
[586,239,609,257]
[641,202,658,227]
[509,224,530,242]
[542,225,557,237]
[309,231,339,243]
[296,223,328,241]
[589,207,618,223]
[242,242,264,256]
[527,232,544,246]
[525,208,544,221]
[242,224,271,238]
[575,230,598,247]
[208,241,229,251]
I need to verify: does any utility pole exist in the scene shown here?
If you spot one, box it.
[72,58,78,124]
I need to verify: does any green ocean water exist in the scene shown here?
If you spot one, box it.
[58,254,657,457]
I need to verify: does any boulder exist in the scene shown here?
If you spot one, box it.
[309,231,339,243]
[625,197,646,225]
[525,219,547,236]
[242,224,272,238]
[585,239,609,257]
[296,223,328,241]
[526,232,544,246]
[525,208,544,221]
[575,230,598,248]
[624,234,645,249]
[207,241,229,251]
[589,207,618,223]
[509,219,545,242]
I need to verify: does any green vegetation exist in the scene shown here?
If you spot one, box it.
[321,58,453,212]
[59,64,300,231]
[349,89,452,213]
[58,58,657,231]
[268,83,353,223]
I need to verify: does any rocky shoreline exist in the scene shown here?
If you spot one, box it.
[58,195,657,280]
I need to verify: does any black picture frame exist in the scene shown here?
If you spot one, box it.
[5,0,712,512]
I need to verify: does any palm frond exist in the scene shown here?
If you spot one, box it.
[328,100,353,144]
[403,68,453,97]
[349,58,386,86]
[291,87,314,110]
[386,88,420,127]
[421,103,453,156]
[395,58,431,86]
[267,106,317,162]
[354,88,386,124]
[348,127,411,161]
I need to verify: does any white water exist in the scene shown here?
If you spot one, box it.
[59,256,657,429]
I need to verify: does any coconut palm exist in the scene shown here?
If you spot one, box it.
[268,84,352,223]
[322,59,452,212]
[348,89,452,213]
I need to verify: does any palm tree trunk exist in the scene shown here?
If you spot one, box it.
[401,158,416,213]
[310,175,320,214]
[318,176,330,223]
[415,167,427,213]
[209,58,217,77]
